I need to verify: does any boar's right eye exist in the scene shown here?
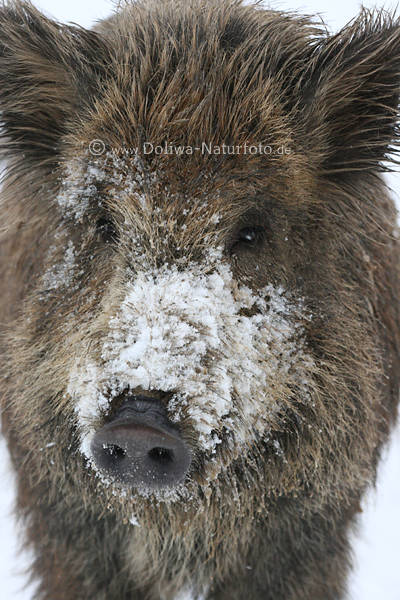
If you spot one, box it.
[96,217,118,244]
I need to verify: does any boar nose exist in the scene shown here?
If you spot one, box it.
[90,396,191,489]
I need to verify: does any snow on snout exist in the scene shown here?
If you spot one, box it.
[69,247,312,469]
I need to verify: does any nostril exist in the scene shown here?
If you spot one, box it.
[103,443,126,460]
[148,447,174,463]
[91,419,191,489]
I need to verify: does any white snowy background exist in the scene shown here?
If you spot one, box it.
[0,1,399,599]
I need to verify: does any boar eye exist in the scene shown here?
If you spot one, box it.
[230,226,264,254]
[238,227,259,243]
[96,217,118,243]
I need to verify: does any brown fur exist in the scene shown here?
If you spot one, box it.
[0,1,399,599]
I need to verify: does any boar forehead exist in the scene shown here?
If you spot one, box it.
[57,146,311,229]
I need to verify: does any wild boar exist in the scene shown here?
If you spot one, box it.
[0,1,399,599]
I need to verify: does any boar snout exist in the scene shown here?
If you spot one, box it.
[90,396,191,489]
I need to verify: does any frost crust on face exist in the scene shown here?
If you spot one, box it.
[56,160,106,221]
[68,246,313,474]
[55,152,156,222]
[42,240,76,291]
[45,152,154,292]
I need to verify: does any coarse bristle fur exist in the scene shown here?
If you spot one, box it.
[0,1,399,599]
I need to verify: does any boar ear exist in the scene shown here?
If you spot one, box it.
[304,9,400,173]
[0,1,110,173]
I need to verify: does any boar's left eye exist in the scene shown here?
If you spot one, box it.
[230,226,265,254]
[238,227,260,243]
